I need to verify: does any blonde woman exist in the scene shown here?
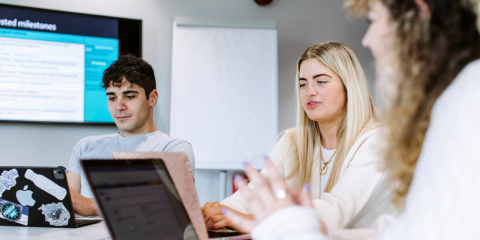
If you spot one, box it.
[202,41,394,232]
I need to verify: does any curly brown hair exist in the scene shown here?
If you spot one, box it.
[346,0,480,208]
[101,54,156,99]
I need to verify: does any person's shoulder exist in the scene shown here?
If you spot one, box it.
[270,128,296,152]
[151,131,190,143]
[441,59,480,100]
[148,132,192,151]
[278,128,296,144]
[76,133,118,147]
[71,133,118,158]
[346,123,385,161]
[459,59,480,80]
[166,137,192,147]
[452,59,480,89]
[355,123,385,145]
[431,59,480,117]
[268,128,297,163]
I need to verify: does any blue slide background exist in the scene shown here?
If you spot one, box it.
[0,28,118,123]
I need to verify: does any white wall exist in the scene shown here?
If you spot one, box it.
[0,0,373,205]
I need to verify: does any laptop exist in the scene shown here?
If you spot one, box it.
[81,152,250,240]
[0,166,101,227]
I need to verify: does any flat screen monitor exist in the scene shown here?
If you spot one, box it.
[0,4,142,124]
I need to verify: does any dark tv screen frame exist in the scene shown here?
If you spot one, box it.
[0,3,142,125]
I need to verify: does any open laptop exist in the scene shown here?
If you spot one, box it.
[0,166,101,227]
[81,152,250,240]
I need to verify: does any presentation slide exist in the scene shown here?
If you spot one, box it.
[0,5,119,123]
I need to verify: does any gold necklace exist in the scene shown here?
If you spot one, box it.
[319,147,337,175]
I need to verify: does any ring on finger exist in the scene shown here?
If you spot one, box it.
[275,189,287,199]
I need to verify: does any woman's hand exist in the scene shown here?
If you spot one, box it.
[223,158,313,231]
[201,201,254,233]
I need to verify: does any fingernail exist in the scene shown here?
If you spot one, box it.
[234,174,243,183]
[242,161,250,168]
[222,208,229,215]
[210,225,215,230]
[303,183,310,193]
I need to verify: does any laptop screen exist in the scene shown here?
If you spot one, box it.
[81,159,198,240]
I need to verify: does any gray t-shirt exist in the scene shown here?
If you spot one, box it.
[67,131,195,198]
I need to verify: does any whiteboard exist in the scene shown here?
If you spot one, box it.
[170,17,278,170]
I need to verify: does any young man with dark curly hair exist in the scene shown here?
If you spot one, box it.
[66,54,195,216]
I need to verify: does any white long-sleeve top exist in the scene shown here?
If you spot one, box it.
[222,126,395,228]
[251,59,480,240]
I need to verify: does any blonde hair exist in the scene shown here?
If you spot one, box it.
[285,41,378,192]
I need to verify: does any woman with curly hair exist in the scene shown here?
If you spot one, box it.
[223,0,480,239]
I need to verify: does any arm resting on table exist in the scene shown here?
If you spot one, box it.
[67,171,98,216]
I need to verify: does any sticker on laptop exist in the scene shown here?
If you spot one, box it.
[16,185,36,207]
[38,202,70,226]
[0,169,19,197]
[0,198,29,226]
[25,169,67,201]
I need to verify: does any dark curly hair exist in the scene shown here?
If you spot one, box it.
[101,54,156,99]
[346,0,480,208]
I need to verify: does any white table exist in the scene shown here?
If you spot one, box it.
[0,222,111,240]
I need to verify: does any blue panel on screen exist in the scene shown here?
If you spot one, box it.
[0,28,85,44]
[84,91,113,122]
[83,37,118,123]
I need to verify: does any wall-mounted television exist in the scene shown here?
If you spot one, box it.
[0,4,142,124]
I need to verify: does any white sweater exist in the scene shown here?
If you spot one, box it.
[251,59,480,240]
[222,126,395,228]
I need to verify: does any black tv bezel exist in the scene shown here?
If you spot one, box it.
[0,3,143,126]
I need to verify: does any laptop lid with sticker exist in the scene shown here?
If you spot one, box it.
[0,167,76,228]
[81,159,200,240]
